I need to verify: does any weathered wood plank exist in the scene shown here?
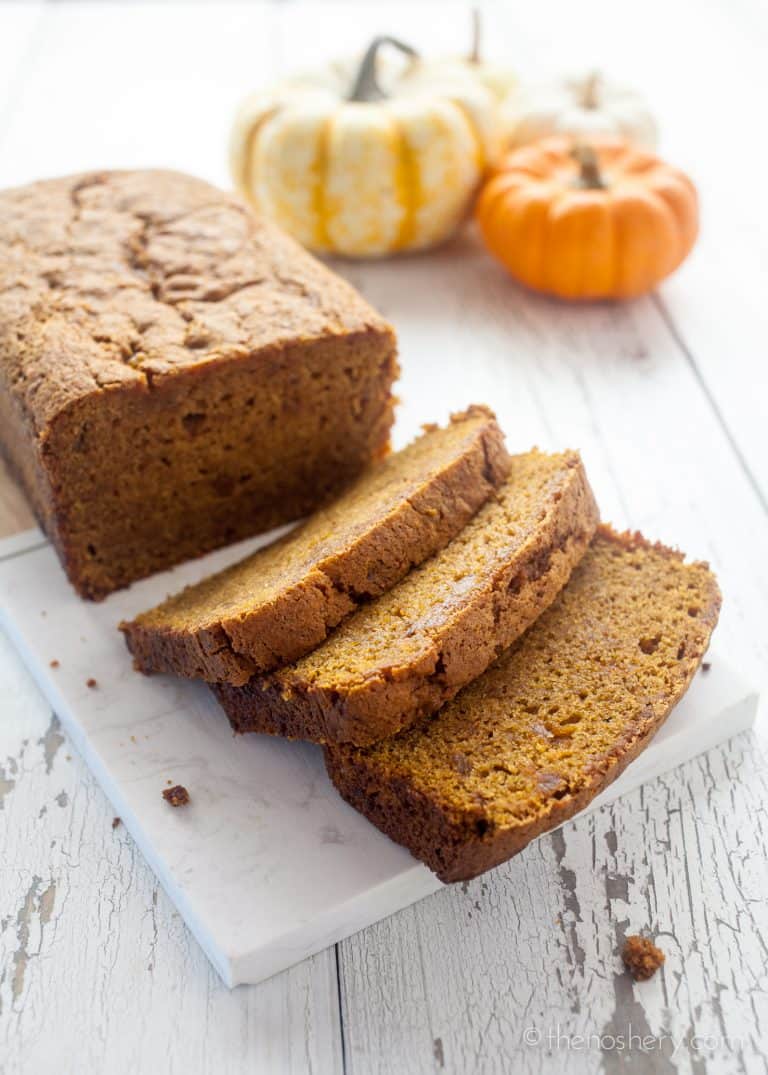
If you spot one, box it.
[339,728,768,1075]
[333,237,768,671]
[0,10,344,1069]
[0,627,345,1075]
[281,0,768,500]
[330,238,768,1074]
[0,0,279,192]
[0,2,766,1073]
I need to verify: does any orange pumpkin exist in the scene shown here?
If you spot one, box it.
[475,136,698,300]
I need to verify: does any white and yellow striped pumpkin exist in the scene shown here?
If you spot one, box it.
[229,37,500,257]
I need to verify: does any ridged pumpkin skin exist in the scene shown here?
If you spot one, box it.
[502,72,657,151]
[476,136,698,300]
[230,47,499,258]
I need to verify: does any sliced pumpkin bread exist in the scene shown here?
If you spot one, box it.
[213,449,599,744]
[121,406,509,685]
[325,527,721,883]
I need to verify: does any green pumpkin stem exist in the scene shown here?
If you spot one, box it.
[348,36,419,103]
[572,143,606,190]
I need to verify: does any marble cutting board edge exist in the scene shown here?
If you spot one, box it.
[0,531,760,988]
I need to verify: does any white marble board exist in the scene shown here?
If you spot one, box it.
[0,527,759,988]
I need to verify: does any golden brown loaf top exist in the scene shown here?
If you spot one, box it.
[0,169,394,432]
[120,406,510,684]
[213,449,599,744]
[0,169,397,598]
[325,526,721,882]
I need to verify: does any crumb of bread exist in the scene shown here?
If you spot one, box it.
[163,785,190,808]
[112,817,121,830]
[86,677,98,688]
[622,935,665,981]
[702,661,711,672]
[50,659,60,669]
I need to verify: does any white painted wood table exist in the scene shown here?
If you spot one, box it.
[1,2,767,1072]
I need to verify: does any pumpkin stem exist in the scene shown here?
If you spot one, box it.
[469,8,481,64]
[572,143,606,189]
[581,71,601,109]
[348,36,419,103]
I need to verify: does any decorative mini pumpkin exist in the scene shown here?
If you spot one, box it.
[476,137,698,300]
[405,11,517,103]
[502,72,657,150]
[230,36,500,258]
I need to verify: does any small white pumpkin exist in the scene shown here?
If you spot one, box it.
[502,72,658,150]
[230,37,500,258]
[399,12,517,103]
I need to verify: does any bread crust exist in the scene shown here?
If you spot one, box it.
[0,170,397,598]
[214,451,600,744]
[324,527,722,882]
[121,406,510,684]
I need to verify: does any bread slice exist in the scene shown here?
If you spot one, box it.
[325,527,721,882]
[213,449,599,744]
[121,406,509,685]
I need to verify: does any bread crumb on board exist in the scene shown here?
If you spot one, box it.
[163,785,190,808]
[622,935,665,981]
[86,677,98,689]
[50,659,60,669]
[112,817,121,830]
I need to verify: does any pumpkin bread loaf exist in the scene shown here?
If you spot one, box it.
[0,170,398,599]
[121,406,509,685]
[325,527,721,883]
[213,449,599,745]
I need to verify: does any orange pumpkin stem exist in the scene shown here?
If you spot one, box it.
[571,143,606,190]
[348,36,419,103]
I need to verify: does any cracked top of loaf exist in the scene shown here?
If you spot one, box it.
[0,169,394,432]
